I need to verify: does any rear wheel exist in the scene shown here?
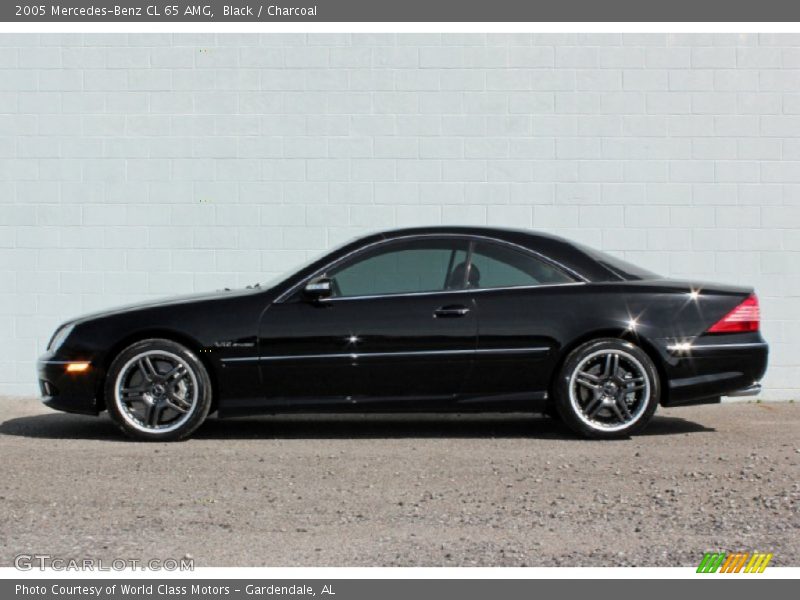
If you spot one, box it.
[554,338,659,439]
[105,339,212,441]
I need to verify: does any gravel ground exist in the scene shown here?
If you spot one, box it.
[0,396,798,567]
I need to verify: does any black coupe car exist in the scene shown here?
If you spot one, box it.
[38,226,768,441]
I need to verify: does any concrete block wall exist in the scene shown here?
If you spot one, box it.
[0,33,798,397]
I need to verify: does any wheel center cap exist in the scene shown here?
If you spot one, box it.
[152,383,166,397]
[603,381,618,395]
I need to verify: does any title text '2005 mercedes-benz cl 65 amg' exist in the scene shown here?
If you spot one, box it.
[38,227,768,441]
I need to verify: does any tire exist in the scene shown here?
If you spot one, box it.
[554,338,659,439]
[105,338,212,441]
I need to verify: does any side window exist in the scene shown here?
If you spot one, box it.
[328,239,469,298]
[468,241,576,289]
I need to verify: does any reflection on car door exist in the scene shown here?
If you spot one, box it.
[333,292,477,407]
[326,236,477,407]
[258,236,478,409]
[464,240,580,405]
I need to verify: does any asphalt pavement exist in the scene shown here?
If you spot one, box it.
[1,397,797,567]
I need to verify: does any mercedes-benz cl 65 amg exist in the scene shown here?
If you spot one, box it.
[38,227,768,441]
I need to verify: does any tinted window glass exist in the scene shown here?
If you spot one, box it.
[329,239,469,298]
[469,242,575,289]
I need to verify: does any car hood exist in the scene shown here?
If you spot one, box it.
[69,287,265,325]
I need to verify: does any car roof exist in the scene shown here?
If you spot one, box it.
[369,226,617,282]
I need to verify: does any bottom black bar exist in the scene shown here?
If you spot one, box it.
[2,579,794,600]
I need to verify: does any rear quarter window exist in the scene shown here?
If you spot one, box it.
[469,242,577,289]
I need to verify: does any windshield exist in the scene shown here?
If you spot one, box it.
[576,244,660,281]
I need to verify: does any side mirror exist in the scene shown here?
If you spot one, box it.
[304,277,333,301]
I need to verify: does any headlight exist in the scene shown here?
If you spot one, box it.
[48,323,75,352]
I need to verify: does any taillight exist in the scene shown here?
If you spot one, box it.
[707,294,760,333]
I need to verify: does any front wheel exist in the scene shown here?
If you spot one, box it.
[554,338,659,439]
[105,339,212,441]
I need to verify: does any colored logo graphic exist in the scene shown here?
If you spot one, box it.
[697,552,773,573]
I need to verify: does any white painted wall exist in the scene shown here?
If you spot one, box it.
[0,33,797,397]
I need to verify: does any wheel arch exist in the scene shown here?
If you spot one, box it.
[97,329,219,413]
[549,328,668,405]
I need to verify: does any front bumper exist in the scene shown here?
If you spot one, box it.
[658,335,768,407]
[37,353,103,415]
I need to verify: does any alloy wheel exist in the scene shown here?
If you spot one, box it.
[568,348,651,433]
[114,350,198,434]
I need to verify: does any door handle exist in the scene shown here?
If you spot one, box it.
[434,304,470,318]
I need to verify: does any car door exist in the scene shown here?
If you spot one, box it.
[328,237,476,406]
[463,239,581,403]
[259,236,478,408]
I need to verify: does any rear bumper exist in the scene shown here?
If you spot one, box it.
[37,353,102,416]
[658,335,768,407]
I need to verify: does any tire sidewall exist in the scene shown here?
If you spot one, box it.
[105,338,212,442]
[555,338,660,439]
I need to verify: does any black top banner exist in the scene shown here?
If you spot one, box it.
[3,0,800,22]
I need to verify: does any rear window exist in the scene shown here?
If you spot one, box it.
[576,245,660,281]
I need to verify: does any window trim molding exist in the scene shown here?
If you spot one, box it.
[275,233,587,304]
[317,280,587,303]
